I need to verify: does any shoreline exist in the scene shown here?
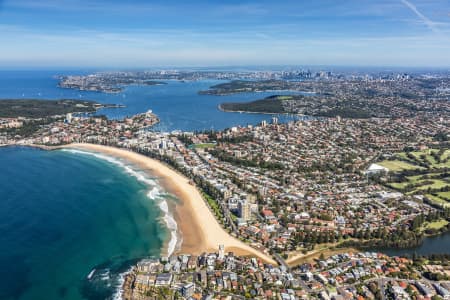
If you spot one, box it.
[217,104,312,118]
[61,143,277,264]
[218,103,303,116]
[201,89,315,96]
[3,144,450,265]
[57,145,178,256]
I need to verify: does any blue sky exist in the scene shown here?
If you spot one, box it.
[0,0,449,68]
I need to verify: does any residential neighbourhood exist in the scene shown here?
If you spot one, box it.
[1,112,449,261]
[122,249,450,300]
[1,93,449,300]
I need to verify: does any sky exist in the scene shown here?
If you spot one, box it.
[0,0,449,68]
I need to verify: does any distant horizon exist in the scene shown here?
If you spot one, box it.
[0,64,449,73]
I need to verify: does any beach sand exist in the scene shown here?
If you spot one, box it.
[64,143,276,265]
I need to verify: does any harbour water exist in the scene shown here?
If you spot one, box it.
[0,70,302,132]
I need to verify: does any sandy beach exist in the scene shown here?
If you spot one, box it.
[64,143,276,265]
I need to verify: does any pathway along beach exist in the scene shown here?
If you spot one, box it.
[65,143,276,265]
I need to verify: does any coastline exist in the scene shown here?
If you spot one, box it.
[218,103,302,116]
[62,143,277,264]
[0,143,57,150]
[217,104,316,119]
[201,89,314,96]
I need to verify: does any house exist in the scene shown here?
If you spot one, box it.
[155,273,173,286]
[262,209,275,220]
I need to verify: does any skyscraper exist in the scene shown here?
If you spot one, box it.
[238,200,251,221]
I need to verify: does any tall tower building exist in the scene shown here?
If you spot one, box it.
[218,244,225,260]
[66,113,73,123]
[238,200,251,221]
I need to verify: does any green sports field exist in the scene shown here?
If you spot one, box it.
[377,148,450,207]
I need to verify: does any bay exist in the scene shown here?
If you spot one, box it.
[0,70,302,132]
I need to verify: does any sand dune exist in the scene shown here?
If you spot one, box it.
[65,143,276,265]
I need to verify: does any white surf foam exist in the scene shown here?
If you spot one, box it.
[61,148,180,256]
[155,194,179,257]
[112,265,133,300]
[62,148,181,299]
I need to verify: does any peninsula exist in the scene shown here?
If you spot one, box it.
[199,80,296,95]
[218,76,450,119]
[59,74,167,93]
[0,99,123,118]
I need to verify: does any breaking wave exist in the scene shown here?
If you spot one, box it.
[61,148,179,257]
[61,148,180,299]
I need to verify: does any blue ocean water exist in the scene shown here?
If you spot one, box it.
[0,146,169,300]
[0,70,301,131]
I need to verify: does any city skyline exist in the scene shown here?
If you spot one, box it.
[0,0,449,68]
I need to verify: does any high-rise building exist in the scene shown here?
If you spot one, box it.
[66,113,73,123]
[218,244,225,260]
[238,200,251,221]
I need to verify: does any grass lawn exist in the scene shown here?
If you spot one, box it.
[437,191,450,201]
[434,161,450,169]
[420,219,448,232]
[378,148,449,202]
[406,174,426,183]
[404,149,450,168]
[426,194,450,207]
[397,152,413,162]
[442,150,450,161]
[421,219,449,232]
[194,143,216,149]
[389,182,409,189]
[202,192,223,219]
[378,160,423,172]
[277,96,294,100]
[415,179,449,191]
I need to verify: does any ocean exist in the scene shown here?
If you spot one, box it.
[0,146,177,300]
